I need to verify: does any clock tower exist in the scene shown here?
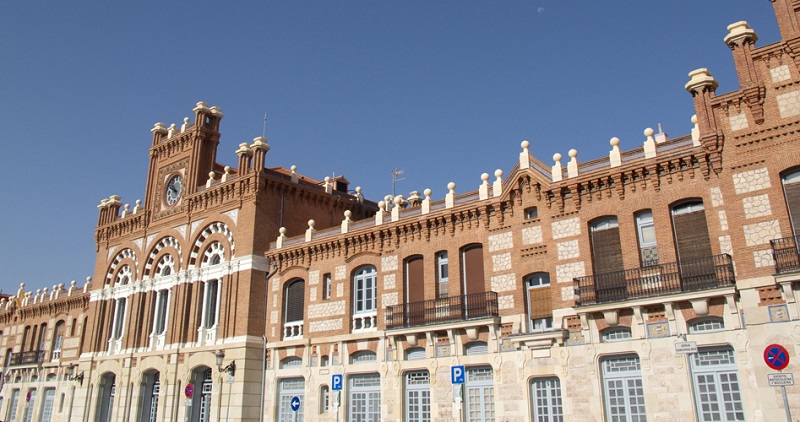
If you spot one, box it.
[144,101,222,220]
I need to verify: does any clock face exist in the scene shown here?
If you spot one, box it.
[165,174,183,206]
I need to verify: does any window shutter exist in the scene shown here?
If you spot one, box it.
[591,226,624,274]
[672,210,713,261]
[784,182,800,235]
[528,286,552,320]
[406,257,425,304]
[463,246,485,294]
[285,280,305,322]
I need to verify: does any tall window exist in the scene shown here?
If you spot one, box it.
[322,273,332,300]
[349,374,381,421]
[526,273,553,333]
[635,210,659,266]
[152,290,169,336]
[140,371,160,422]
[671,200,712,261]
[436,252,449,298]
[190,367,213,422]
[278,378,305,422]
[782,168,800,235]
[465,367,495,422]
[98,373,116,422]
[530,377,563,422]
[320,385,330,414]
[353,266,377,313]
[36,323,46,352]
[201,280,219,329]
[22,389,35,422]
[284,279,305,339]
[462,245,486,296]
[8,389,19,422]
[405,256,425,326]
[590,217,623,275]
[111,299,126,340]
[601,355,646,421]
[405,370,431,422]
[690,347,744,421]
[52,321,65,361]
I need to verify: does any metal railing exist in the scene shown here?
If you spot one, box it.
[386,291,498,330]
[9,351,45,366]
[573,254,735,306]
[771,235,800,274]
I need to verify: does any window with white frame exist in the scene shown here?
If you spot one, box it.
[602,327,632,343]
[690,347,744,421]
[465,367,495,422]
[465,341,488,355]
[688,317,725,334]
[635,210,659,266]
[116,265,131,286]
[22,389,35,422]
[52,321,65,360]
[406,347,426,360]
[280,357,303,369]
[111,299,126,340]
[350,351,377,364]
[353,266,377,313]
[203,242,224,266]
[277,378,304,422]
[405,370,431,422]
[8,389,19,422]
[436,252,449,298]
[526,272,553,333]
[601,355,647,421]
[320,385,329,414]
[201,280,219,329]
[349,374,381,422]
[530,377,563,422]
[323,273,332,300]
[152,290,169,336]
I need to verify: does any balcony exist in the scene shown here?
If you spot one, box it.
[9,351,45,366]
[771,235,800,274]
[386,291,499,330]
[573,254,735,306]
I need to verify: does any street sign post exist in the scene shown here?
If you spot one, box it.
[764,344,793,422]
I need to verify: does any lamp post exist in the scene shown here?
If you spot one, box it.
[216,350,235,422]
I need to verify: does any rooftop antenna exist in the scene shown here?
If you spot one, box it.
[391,168,405,197]
[262,112,267,138]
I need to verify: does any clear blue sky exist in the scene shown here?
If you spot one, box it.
[0,1,781,294]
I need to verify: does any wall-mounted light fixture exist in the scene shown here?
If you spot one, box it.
[216,350,235,377]
[66,363,84,386]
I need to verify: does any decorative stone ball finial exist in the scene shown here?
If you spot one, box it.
[424,188,432,198]
[393,196,403,206]
[447,182,456,192]
[279,227,287,235]
[494,169,503,178]
[610,137,620,147]
[291,165,297,172]
[568,149,578,159]
[355,186,362,193]
[691,115,698,125]
[521,140,530,150]
[553,153,562,163]
[344,210,352,220]
[378,201,386,212]
[644,128,654,138]
[481,173,489,182]
[307,219,315,228]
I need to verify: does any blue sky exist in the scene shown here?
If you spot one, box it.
[0,2,781,294]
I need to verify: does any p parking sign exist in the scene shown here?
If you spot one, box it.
[451,365,465,384]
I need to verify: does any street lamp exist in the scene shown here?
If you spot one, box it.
[66,363,84,386]
[215,350,235,377]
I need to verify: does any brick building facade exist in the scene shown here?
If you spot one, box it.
[2,2,800,421]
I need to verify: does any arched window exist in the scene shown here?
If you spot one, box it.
[98,373,117,422]
[688,317,725,334]
[526,273,553,333]
[190,367,213,422]
[602,327,632,343]
[671,200,712,261]
[461,245,485,295]
[139,371,160,422]
[350,351,377,364]
[202,242,225,267]
[405,347,426,360]
[283,279,305,339]
[635,210,659,266]
[436,251,449,298]
[52,321,65,361]
[464,341,488,355]
[156,255,174,277]
[116,265,131,286]
[590,216,623,275]
[353,266,377,314]
[280,357,303,369]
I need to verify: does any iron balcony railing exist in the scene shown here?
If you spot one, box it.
[573,254,735,306]
[386,291,498,330]
[9,351,45,366]
[771,235,800,274]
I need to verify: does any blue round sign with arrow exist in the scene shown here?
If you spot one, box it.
[291,396,301,412]
[764,344,790,371]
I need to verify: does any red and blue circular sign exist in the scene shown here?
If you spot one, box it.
[764,344,790,370]
[184,384,194,399]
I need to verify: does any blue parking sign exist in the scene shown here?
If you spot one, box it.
[451,365,465,384]
[332,374,343,391]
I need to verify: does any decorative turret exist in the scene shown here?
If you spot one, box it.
[685,68,724,174]
[725,21,765,124]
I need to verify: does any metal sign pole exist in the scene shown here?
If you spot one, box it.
[779,370,792,422]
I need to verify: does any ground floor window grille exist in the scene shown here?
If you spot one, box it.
[405,371,430,422]
[349,373,381,422]
[690,347,744,421]
[530,377,563,422]
[465,367,495,422]
[278,378,305,422]
[41,388,55,422]
[601,355,646,422]
[199,370,212,422]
